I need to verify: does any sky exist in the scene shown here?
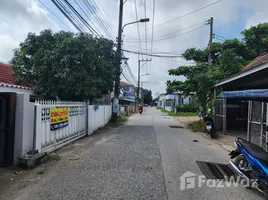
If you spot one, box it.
[0,0,268,98]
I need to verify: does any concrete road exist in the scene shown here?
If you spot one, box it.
[14,108,265,200]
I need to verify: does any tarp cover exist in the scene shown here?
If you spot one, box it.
[218,89,268,99]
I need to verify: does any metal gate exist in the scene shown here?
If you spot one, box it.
[35,100,88,153]
[215,99,226,134]
[247,101,267,150]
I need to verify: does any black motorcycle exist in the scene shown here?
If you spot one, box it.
[203,113,216,138]
[139,108,143,114]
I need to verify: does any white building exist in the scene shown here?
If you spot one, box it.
[158,92,195,112]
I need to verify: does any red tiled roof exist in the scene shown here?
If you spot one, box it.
[0,63,15,84]
[242,53,268,71]
[0,63,34,89]
[0,82,34,90]
[120,81,134,87]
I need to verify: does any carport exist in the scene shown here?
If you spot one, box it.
[213,53,268,150]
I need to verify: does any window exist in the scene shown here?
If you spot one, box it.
[189,97,191,103]
[181,97,184,105]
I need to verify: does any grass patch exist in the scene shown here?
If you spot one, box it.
[157,107,197,117]
[117,116,128,122]
[168,112,198,116]
[188,120,205,132]
[160,108,169,113]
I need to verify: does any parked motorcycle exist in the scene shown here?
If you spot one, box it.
[202,113,216,138]
[139,108,143,114]
[229,134,268,194]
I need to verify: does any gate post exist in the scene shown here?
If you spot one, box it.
[34,105,42,151]
[260,102,264,147]
[223,99,227,135]
[247,101,253,142]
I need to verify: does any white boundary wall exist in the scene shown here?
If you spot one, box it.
[88,105,112,135]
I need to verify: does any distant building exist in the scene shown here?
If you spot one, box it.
[157,92,195,111]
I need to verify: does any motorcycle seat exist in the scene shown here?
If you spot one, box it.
[238,138,268,164]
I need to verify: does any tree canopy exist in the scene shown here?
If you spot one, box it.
[11,29,117,100]
[167,23,268,109]
[142,89,153,104]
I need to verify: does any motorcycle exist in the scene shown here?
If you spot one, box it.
[202,113,216,138]
[139,108,143,114]
[229,133,268,194]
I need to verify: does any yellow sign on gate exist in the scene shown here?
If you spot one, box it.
[50,107,68,130]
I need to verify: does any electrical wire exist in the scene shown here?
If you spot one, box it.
[134,0,143,56]
[148,0,156,80]
[38,0,73,31]
[52,0,84,33]
[127,20,208,41]
[91,0,116,40]
[122,49,182,58]
[125,25,207,43]
[74,0,102,35]
[125,0,224,35]
[63,0,100,35]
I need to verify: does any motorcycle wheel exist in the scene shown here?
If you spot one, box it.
[234,155,252,188]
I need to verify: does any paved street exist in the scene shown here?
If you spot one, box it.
[14,108,265,200]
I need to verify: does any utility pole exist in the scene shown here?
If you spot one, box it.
[208,17,213,65]
[112,0,124,121]
[141,81,148,104]
[137,58,151,102]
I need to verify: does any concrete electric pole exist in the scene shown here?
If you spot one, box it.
[112,0,124,121]
[137,58,151,102]
[208,17,213,65]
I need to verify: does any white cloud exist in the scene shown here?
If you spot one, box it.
[0,0,59,62]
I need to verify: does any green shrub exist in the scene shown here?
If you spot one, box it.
[175,101,198,113]
[188,120,205,132]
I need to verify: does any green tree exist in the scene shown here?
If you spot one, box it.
[242,23,268,59]
[142,89,153,104]
[167,23,268,110]
[11,30,117,100]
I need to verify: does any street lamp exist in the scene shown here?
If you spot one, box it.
[122,18,150,33]
[140,73,149,77]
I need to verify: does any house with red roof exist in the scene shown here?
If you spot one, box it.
[0,63,34,94]
[0,63,35,166]
[213,53,268,149]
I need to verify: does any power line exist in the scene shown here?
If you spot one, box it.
[74,0,102,35]
[214,33,226,39]
[38,0,73,31]
[144,0,148,59]
[52,0,84,33]
[125,0,223,35]
[125,25,207,43]
[122,49,182,58]
[122,44,185,54]
[149,0,156,78]
[79,0,113,39]
[90,0,116,40]
[134,0,143,56]
[92,0,116,39]
[126,20,207,41]
[63,0,100,35]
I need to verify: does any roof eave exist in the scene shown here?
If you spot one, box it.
[214,62,268,88]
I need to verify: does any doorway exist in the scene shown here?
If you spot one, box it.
[0,93,16,166]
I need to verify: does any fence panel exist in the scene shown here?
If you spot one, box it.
[88,105,112,135]
[35,100,87,153]
[248,101,267,150]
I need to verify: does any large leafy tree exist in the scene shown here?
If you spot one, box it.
[142,89,153,104]
[11,30,117,100]
[167,23,268,110]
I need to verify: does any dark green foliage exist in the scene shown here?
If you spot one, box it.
[11,30,117,100]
